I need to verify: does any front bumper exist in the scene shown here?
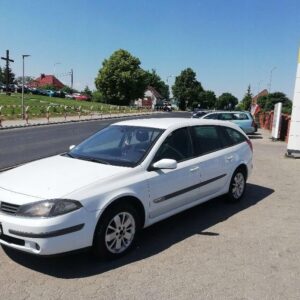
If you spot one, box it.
[0,208,98,255]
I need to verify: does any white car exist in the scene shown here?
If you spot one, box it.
[0,118,253,259]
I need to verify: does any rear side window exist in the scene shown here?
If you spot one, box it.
[223,127,247,145]
[190,126,222,156]
[233,113,249,120]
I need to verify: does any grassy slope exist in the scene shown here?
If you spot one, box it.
[0,93,136,119]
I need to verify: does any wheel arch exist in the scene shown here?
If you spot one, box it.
[93,195,146,243]
[235,163,248,180]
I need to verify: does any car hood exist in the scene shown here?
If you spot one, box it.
[0,155,129,201]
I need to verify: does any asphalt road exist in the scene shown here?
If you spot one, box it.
[0,112,189,170]
[0,129,299,299]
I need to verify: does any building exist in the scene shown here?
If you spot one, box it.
[135,86,164,109]
[252,89,268,106]
[28,74,65,89]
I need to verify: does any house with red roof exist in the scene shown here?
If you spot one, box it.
[28,74,65,89]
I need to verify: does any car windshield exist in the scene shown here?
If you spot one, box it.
[68,125,164,167]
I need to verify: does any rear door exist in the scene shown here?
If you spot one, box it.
[188,125,228,198]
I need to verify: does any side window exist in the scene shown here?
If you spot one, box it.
[203,113,218,120]
[233,113,249,120]
[220,113,233,120]
[190,126,222,156]
[153,128,193,162]
[224,127,247,145]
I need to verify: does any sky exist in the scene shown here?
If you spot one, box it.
[0,0,299,100]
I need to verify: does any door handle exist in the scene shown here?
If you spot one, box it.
[190,166,199,172]
[226,155,234,161]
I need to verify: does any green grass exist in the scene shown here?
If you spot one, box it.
[0,93,142,119]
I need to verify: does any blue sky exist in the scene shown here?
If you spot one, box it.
[0,0,299,99]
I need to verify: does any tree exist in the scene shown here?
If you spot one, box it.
[257,95,268,109]
[15,76,34,85]
[95,49,147,105]
[2,67,15,84]
[0,66,4,83]
[172,68,203,110]
[240,85,253,111]
[216,93,238,110]
[61,86,77,94]
[144,69,169,99]
[198,90,217,109]
[82,86,92,97]
[257,92,292,113]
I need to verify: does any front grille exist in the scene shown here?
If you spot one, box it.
[0,202,20,215]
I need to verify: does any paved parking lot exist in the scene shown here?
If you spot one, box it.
[0,129,300,300]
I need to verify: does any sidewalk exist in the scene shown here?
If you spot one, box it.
[0,111,158,129]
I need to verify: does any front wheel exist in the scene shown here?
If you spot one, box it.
[227,169,246,203]
[93,204,140,260]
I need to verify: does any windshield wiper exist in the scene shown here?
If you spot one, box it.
[78,156,111,165]
[64,152,75,158]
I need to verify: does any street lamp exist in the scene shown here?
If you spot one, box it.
[22,54,30,120]
[166,75,175,99]
[268,67,276,93]
[54,62,61,75]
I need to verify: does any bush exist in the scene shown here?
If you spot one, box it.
[92,91,105,103]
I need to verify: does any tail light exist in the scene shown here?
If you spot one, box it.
[246,139,253,152]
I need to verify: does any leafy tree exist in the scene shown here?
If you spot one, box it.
[15,76,34,85]
[257,95,268,109]
[40,84,58,91]
[172,68,203,110]
[240,85,253,111]
[198,90,217,109]
[257,92,292,113]
[61,86,77,94]
[82,86,92,97]
[216,93,238,110]
[95,49,147,105]
[144,69,169,99]
[92,90,105,103]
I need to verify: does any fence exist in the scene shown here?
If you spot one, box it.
[0,105,152,127]
[255,111,291,142]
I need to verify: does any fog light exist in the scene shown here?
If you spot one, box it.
[35,243,40,251]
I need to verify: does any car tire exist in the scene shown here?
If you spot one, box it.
[227,168,246,203]
[92,203,141,260]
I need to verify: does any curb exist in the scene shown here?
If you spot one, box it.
[0,112,157,130]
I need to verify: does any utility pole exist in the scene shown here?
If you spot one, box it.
[1,50,14,95]
[268,67,276,93]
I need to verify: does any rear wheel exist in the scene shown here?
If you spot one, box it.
[93,203,140,260]
[227,168,246,203]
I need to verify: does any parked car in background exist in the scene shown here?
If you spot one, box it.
[73,93,90,101]
[201,111,257,134]
[191,110,211,118]
[0,118,252,259]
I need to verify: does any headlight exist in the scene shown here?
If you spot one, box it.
[16,199,82,218]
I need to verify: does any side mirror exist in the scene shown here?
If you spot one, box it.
[69,145,75,151]
[152,159,177,170]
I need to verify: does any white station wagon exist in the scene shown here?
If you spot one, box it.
[0,118,253,259]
